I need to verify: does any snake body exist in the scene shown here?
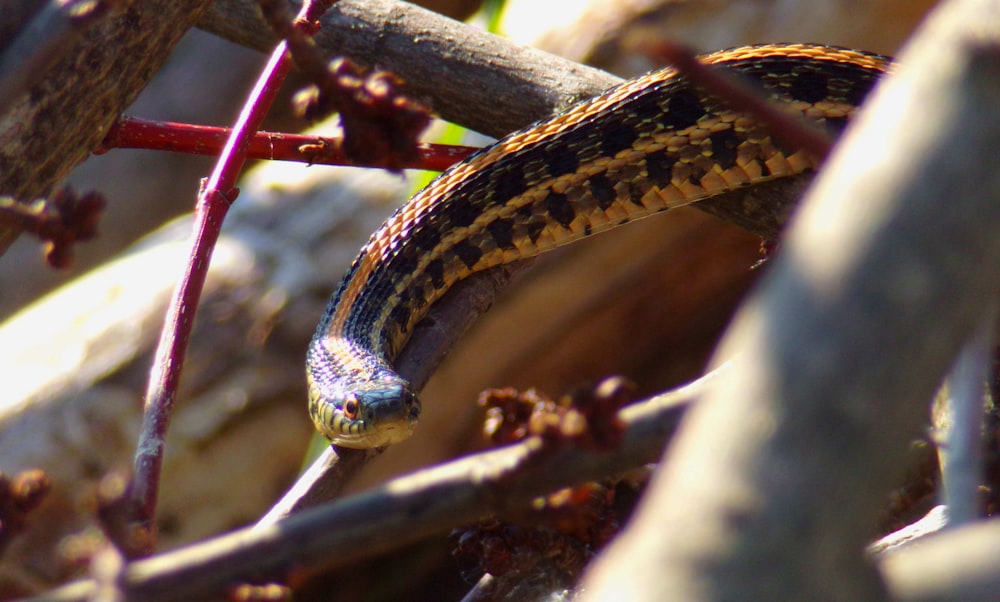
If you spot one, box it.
[307,44,890,448]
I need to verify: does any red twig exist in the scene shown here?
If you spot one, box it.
[126,1,325,554]
[100,115,477,172]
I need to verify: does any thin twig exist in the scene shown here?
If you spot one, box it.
[99,115,476,171]
[940,309,995,526]
[867,505,949,556]
[127,1,319,553]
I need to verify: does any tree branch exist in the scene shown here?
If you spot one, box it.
[580,0,1000,598]
[33,372,704,601]
[200,0,620,139]
[0,0,215,256]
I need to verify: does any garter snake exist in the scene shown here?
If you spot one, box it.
[307,44,890,448]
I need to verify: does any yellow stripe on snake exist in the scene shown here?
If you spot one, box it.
[307,44,891,448]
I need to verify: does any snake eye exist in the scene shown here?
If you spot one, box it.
[343,395,359,420]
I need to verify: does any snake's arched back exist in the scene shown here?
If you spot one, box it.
[307,44,891,448]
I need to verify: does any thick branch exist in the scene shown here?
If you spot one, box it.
[35,375,702,601]
[0,0,214,254]
[581,0,1000,598]
[201,0,620,138]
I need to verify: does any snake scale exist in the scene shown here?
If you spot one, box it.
[306,44,891,448]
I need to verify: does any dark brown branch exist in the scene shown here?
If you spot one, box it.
[35,373,703,601]
[37,479,1000,602]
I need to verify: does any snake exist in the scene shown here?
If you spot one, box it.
[306,43,891,448]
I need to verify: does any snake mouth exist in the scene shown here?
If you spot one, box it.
[359,385,421,447]
[332,413,417,449]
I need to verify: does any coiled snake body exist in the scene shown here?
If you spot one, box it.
[307,44,890,448]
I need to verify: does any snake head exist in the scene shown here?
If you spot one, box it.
[307,368,421,449]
